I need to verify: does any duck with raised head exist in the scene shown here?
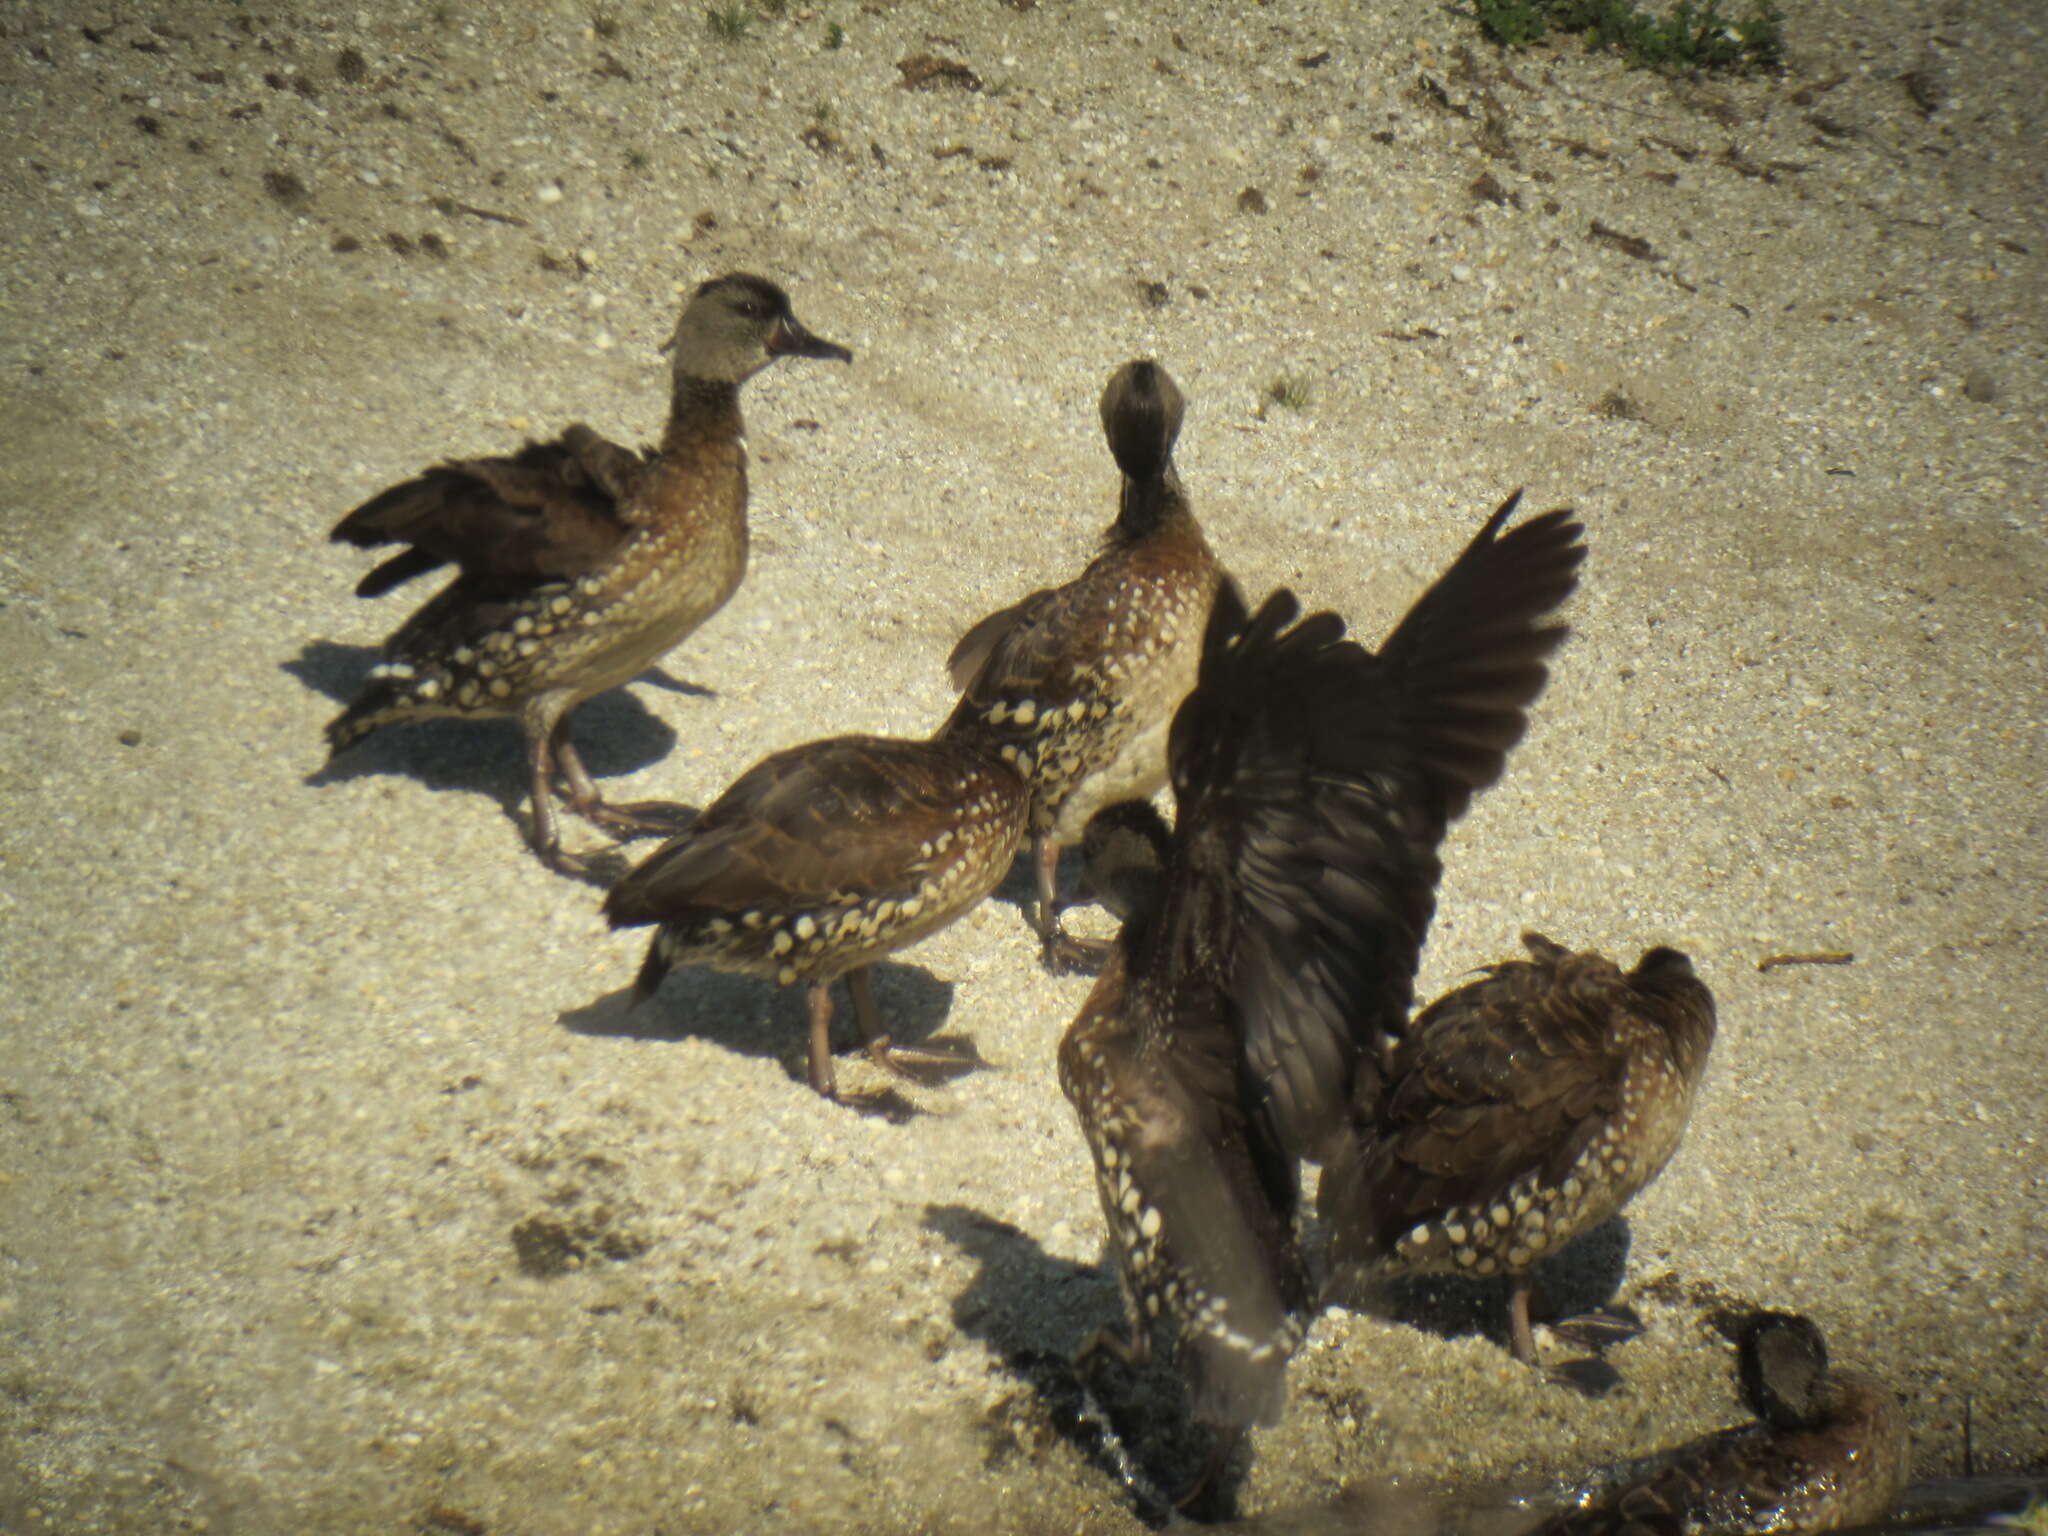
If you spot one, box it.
[1319,931,1717,1373]
[602,733,1028,1100]
[1057,493,1585,1506]
[1535,1310,1908,1533]
[325,273,851,872]
[942,359,1225,974]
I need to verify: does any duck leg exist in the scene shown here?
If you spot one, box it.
[1075,1321,1149,1374]
[1033,835,1111,977]
[1177,1426,1244,1516]
[804,979,839,1097]
[1509,1275,1539,1366]
[552,718,694,837]
[847,968,980,1083]
[521,710,583,874]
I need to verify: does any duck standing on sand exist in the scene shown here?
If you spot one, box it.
[1319,931,1716,1374]
[325,273,850,873]
[942,359,1225,974]
[602,732,1028,1100]
[1057,493,1584,1504]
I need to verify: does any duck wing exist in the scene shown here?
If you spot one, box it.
[1163,496,1585,1166]
[604,736,997,923]
[1330,938,1633,1250]
[333,425,645,600]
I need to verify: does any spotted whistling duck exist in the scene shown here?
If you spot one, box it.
[1320,931,1716,1371]
[325,273,850,872]
[602,734,1028,1099]
[1057,493,1584,1503]
[942,359,1225,975]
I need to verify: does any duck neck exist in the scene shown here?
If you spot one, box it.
[1110,467,1191,544]
[662,374,745,455]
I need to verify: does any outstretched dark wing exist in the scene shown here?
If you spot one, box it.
[1152,494,1586,1165]
[1372,493,1586,825]
[333,425,644,600]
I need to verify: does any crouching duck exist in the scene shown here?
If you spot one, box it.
[1319,932,1717,1374]
[1535,1310,1908,1534]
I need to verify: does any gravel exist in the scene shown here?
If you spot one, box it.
[2,0,2042,1529]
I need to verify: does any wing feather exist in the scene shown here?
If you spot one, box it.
[333,429,643,600]
[604,737,989,925]
[1147,497,1585,1164]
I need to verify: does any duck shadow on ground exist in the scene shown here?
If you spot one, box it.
[983,844,1048,920]
[563,963,977,1122]
[922,1203,1238,1524]
[285,642,714,870]
[1343,1216,1639,1393]
[984,844,1124,966]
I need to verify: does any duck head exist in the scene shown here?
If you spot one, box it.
[1078,799,1172,925]
[1738,1310,1832,1431]
[1099,359,1185,483]
[664,272,852,385]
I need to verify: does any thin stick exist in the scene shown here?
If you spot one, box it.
[1756,951,1855,972]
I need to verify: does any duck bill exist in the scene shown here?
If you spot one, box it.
[767,313,853,363]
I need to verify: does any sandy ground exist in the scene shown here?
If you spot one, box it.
[2,0,2043,1529]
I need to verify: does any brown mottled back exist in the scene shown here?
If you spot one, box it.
[1323,933,1716,1268]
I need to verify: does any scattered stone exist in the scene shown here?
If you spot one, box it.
[1595,388,1647,421]
[1901,67,1947,118]
[896,53,980,91]
[262,169,311,210]
[1588,219,1659,261]
[1470,170,1512,207]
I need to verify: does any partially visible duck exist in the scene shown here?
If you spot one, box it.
[602,734,1028,1098]
[1057,493,1584,1504]
[942,359,1225,974]
[1320,932,1717,1371]
[326,273,850,872]
[1533,1310,1908,1534]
